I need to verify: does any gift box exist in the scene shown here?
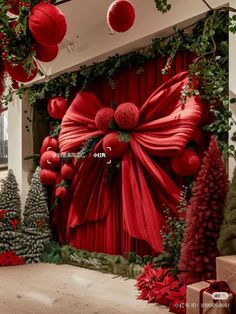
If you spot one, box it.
[216,256,236,293]
[186,281,233,314]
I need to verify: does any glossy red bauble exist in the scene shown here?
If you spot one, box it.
[8,0,19,15]
[55,186,67,199]
[40,151,60,169]
[47,97,68,120]
[95,107,114,133]
[29,2,67,46]
[114,102,139,130]
[35,42,58,62]
[107,0,135,32]
[171,149,201,176]
[61,163,76,180]
[5,61,38,83]
[41,136,58,154]
[39,169,57,185]
[103,132,128,158]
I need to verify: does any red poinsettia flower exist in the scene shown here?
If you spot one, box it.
[10,218,19,229]
[0,251,24,266]
[58,72,202,252]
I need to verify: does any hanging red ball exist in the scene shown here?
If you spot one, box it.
[61,163,76,180]
[103,132,128,158]
[35,42,59,62]
[114,102,139,130]
[29,2,67,46]
[5,61,38,83]
[47,97,68,120]
[40,151,60,169]
[55,186,67,199]
[107,0,135,32]
[39,169,57,185]
[41,136,59,154]
[8,0,20,15]
[171,148,201,176]
[95,107,114,133]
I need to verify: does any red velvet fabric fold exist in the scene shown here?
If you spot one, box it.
[53,54,202,255]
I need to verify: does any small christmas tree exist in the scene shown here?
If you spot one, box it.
[0,170,25,265]
[22,167,51,263]
[178,136,228,282]
[217,167,236,255]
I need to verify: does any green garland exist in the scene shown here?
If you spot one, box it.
[2,10,233,156]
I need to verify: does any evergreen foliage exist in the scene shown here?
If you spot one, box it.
[21,167,51,263]
[217,167,236,255]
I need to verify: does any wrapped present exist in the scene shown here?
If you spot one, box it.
[216,256,236,293]
[186,280,233,314]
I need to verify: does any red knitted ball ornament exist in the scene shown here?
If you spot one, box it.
[171,148,201,176]
[5,61,38,83]
[8,0,19,15]
[55,186,67,199]
[35,42,58,62]
[114,102,139,130]
[41,136,58,154]
[107,0,135,32]
[61,163,76,180]
[39,169,57,185]
[95,108,114,133]
[48,97,68,120]
[40,151,60,169]
[103,132,128,158]
[29,3,67,46]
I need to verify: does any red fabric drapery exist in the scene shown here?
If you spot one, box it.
[52,51,200,256]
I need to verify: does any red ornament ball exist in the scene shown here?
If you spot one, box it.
[35,42,58,62]
[29,2,67,46]
[40,151,60,169]
[55,186,67,199]
[171,148,201,176]
[40,169,57,185]
[114,102,139,130]
[5,61,38,83]
[107,0,135,32]
[95,107,114,133]
[41,136,58,154]
[61,163,76,180]
[103,132,128,158]
[48,97,68,120]
[8,0,19,15]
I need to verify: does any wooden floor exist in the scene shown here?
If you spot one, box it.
[0,264,169,314]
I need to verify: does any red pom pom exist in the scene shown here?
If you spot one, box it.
[95,108,114,132]
[114,102,139,130]
[39,169,57,185]
[8,0,19,15]
[48,97,68,120]
[41,136,58,154]
[103,132,128,158]
[171,149,201,176]
[29,3,67,46]
[35,42,58,62]
[107,0,135,32]
[40,151,60,169]
[5,61,38,83]
[191,127,202,145]
[55,186,67,199]
[61,163,76,180]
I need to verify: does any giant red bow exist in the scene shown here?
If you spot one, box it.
[59,72,202,252]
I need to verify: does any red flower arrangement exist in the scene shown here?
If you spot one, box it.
[0,250,25,266]
[10,218,19,229]
[136,264,187,314]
